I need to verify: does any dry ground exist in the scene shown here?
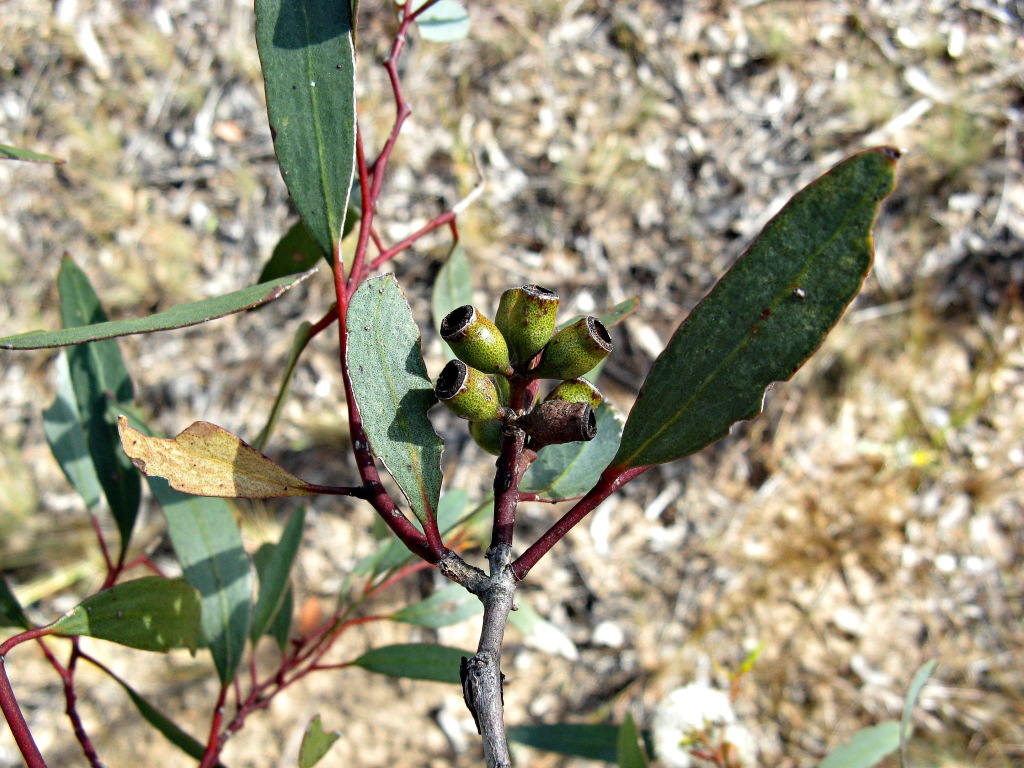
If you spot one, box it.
[1,0,1022,767]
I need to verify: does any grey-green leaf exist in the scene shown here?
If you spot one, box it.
[56,257,140,555]
[299,715,341,768]
[350,643,470,684]
[520,403,623,499]
[901,660,937,765]
[390,583,481,629]
[43,351,103,511]
[411,0,470,42]
[48,577,201,653]
[431,243,473,361]
[612,148,899,470]
[251,508,305,643]
[255,0,356,258]
[100,665,207,760]
[346,274,443,528]
[819,721,900,768]
[0,269,315,349]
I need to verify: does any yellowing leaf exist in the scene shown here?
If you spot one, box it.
[118,416,321,498]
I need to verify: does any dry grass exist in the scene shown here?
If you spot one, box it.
[1,0,1022,766]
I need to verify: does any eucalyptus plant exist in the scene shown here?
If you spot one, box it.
[0,1,900,766]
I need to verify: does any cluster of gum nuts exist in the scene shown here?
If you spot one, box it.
[434,285,613,454]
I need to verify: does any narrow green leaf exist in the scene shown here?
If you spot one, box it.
[558,297,640,331]
[617,714,648,768]
[0,576,31,629]
[507,599,578,660]
[255,0,356,258]
[48,577,201,653]
[901,660,937,766]
[520,403,623,499]
[299,715,341,768]
[346,274,443,528]
[390,583,481,629]
[350,489,468,584]
[99,664,207,760]
[42,351,103,510]
[0,143,65,164]
[820,721,900,768]
[250,508,305,643]
[1,269,315,349]
[267,582,294,651]
[255,320,314,450]
[613,148,900,470]
[350,643,470,683]
[507,723,620,762]
[431,243,473,361]
[411,0,470,42]
[56,257,140,555]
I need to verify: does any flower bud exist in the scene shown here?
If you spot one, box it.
[469,419,504,456]
[530,316,612,380]
[515,400,596,449]
[434,360,503,422]
[440,305,513,377]
[545,378,603,409]
[494,285,559,368]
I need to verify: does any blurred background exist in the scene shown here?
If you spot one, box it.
[0,0,1021,766]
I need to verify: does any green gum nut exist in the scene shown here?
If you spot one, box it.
[440,305,513,377]
[434,360,503,422]
[470,419,504,456]
[531,316,612,381]
[545,378,603,409]
[494,285,560,368]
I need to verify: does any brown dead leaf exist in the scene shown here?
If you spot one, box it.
[117,416,321,498]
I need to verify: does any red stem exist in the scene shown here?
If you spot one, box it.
[198,684,229,768]
[0,656,47,768]
[511,464,650,580]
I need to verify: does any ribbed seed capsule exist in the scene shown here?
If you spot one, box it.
[531,316,612,380]
[434,360,503,422]
[545,377,603,409]
[494,285,559,368]
[515,400,596,449]
[469,419,504,456]
[440,305,513,377]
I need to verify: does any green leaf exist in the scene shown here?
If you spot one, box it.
[346,274,444,528]
[255,0,356,258]
[0,576,31,629]
[390,583,481,629]
[901,660,937,766]
[56,257,140,556]
[410,0,470,42]
[612,148,900,470]
[431,243,473,361]
[820,721,900,768]
[299,715,341,768]
[250,508,305,643]
[267,581,294,651]
[43,351,103,510]
[507,723,620,762]
[507,599,578,660]
[350,643,469,683]
[100,665,207,760]
[1,269,316,349]
[0,143,65,164]
[48,577,201,653]
[520,403,623,499]
[617,714,648,768]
